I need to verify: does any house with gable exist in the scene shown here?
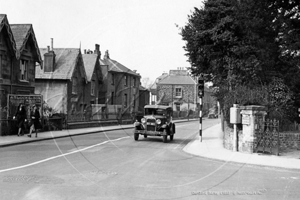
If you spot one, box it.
[0,14,42,135]
[156,68,217,113]
[0,14,42,114]
[82,44,104,105]
[100,50,141,118]
[0,14,17,109]
[35,40,88,117]
[10,24,42,95]
[156,68,198,111]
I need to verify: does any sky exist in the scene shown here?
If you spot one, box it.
[1,0,203,83]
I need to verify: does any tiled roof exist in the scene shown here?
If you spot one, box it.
[35,48,81,80]
[10,24,42,64]
[102,58,140,77]
[0,14,5,23]
[99,59,107,66]
[157,75,197,85]
[0,14,17,56]
[150,73,168,90]
[82,54,98,81]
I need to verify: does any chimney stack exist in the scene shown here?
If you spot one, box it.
[94,44,101,57]
[44,39,56,72]
[51,38,53,51]
[104,50,110,59]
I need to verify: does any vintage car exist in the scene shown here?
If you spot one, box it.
[133,105,175,143]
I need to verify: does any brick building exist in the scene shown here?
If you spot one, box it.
[156,68,216,112]
[138,85,150,113]
[0,14,42,114]
[100,50,141,116]
[156,69,197,111]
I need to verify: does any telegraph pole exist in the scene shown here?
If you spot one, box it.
[198,75,204,142]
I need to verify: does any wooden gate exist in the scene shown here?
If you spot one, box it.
[255,119,280,155]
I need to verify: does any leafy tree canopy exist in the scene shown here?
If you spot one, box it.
[181,0,300,122]
[181,0,300,89]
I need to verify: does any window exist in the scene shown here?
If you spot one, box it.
[111,73,115,85]
[72,77,78,94]
[71,103,76,114]
[124,94,128,108]
[175,87,182,98]
[20,59,28,81]
[111,92,114,104]
[133,96,136,110]
[124,75,128,86]
[133,77,136,87]
[91,80,95,95]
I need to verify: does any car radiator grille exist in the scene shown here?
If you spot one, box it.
[147,126,156,131]
[146,119,156,131]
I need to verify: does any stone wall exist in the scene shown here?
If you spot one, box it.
[157,84,196,104]
[224,128,300,152]
[279,132,300,150]
[223,125,245,151]
[223,125,233,150]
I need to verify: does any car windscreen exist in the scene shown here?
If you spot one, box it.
[145,108,165,115]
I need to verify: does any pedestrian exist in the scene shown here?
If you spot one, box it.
[28,105,41,138]
[13,103,27,136]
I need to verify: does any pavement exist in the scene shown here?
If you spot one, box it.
[1,119,300,170]
[183,123,300,170]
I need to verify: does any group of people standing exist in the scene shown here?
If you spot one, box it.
[13,103,41,137]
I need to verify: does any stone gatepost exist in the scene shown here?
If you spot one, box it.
[240,105,267,153]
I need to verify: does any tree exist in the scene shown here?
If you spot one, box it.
[181,0,300,123]
[269,0,300,110]
[141,77,154,89]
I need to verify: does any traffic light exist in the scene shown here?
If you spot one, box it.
[298,108,300,117]
[198,77,204,98]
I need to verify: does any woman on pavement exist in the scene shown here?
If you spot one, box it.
[13,103,27,136]
[28,105,41,138]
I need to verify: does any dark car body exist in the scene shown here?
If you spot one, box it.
[133,105,175,143]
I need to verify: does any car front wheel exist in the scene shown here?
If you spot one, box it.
[162,130,167,143]
[134,133,139,141]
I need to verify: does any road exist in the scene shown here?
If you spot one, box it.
[0,118,299,200]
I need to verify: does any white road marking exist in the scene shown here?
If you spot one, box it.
[0,123,193,173]
[0,136,129,173]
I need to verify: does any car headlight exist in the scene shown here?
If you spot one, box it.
[156,119,161,125]
[141,118,146,124]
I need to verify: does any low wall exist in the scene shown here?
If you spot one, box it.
[224,129,300,152]
[223,126,233,150]
[279,132,300,150]
[223,126,244,151]
[67,119,133,129]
